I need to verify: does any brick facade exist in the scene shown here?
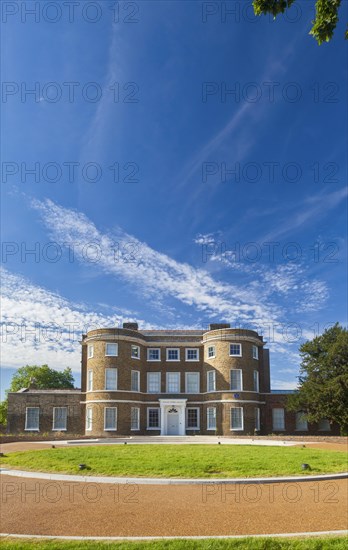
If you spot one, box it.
[7,390,83,434]
[6,323,340,436]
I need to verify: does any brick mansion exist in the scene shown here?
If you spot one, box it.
[7,323,338,436]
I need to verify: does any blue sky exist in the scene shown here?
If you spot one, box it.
[1,1,347,398]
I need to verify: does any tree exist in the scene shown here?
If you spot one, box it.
[253,0,348,45]
[9,364,75,392]
[0,400,8,426]
[287,324,348,433]
[0,365,75,426]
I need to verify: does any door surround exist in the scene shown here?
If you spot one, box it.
[159,399,187,435]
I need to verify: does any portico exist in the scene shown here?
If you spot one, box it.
[159,399,187,435]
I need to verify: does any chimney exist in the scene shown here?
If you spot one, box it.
[122,322,138,331]
[209,323,231,331]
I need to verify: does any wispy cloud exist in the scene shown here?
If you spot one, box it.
[0,267,147,372]
[30,198,283,329]
[261,187,348,242]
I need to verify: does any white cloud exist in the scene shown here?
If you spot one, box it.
[31,198,283,329]
[0,268,147,372]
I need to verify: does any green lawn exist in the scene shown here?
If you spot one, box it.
[0,537,347,550]
[0,444,347,478]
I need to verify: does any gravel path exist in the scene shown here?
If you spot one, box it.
[1,474,347,537]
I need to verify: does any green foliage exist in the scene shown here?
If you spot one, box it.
[287,323,348,433]
[253,0,347,44]
[0,365,75,424]
[9,364,75,392]
[0,399,8,425]
[0,537,348,550]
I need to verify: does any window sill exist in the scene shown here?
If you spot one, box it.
[52,428,67,431]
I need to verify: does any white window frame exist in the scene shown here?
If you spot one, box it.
[104,407,117,431]
[105,368,117,391]
[87,344,94,359]
[25,407,39,431]
[252,345,259,360]
[147,407,160,430]
[255,407,260,431]
[147,348,161,361]
[166,348,180,361]
[86,407,93,431]
[229,343,242,357]
[230,369,243,391]
[147,372,161,393]
[166,372,180,393]
[185,372,200,394]
[295,411,308,431]
[131,407,140,431]
[186,407,200,430]
[105,343,118,357]
[185,348,199,361]
[87,369,93,392]
[131,345,140,359]
[207,345,216,359]
[230,407,244,431]
[318,418,331,431]
[131,370,140,392]
[207,370,216,392]
[52,407,67,431]
[272,408,285,431]
[207,407,216,430]
[253,370,259,392]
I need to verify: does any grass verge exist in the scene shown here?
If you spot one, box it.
[1,445,347,478]
[0,536,347,549]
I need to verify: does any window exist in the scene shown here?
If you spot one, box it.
[147,372,161,393]
[229,343,242,356]
[185,373,199,393]
[207,370,216,392]
[253,370,259,392]
[231,407,243,430]
[186,408,199,430]
[105,343,118,356]
[207,407,216,430]
[131,370,140,392]
[272,408,285,431]
[318,418,331,431]
[295,411,308,431]
[131,407,140,430]
[131,345,140,359]
[255,407,260,431]
[166,348,180,361]
[207,346,215,358]
[53,407,67,431]
[87,344,94,359]
[25,407,39,431]
[252,345,259,360]
[105,368,117,390]
[166,372,180,393]
[147,348,160,361]
[87,369,93,391]
[104,407,117,430]
[147,408,160,429]
[230,369,242,391]
[86,407,93,431]
[185,348,199,361]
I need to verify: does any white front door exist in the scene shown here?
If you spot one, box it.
[167,412,179,435]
